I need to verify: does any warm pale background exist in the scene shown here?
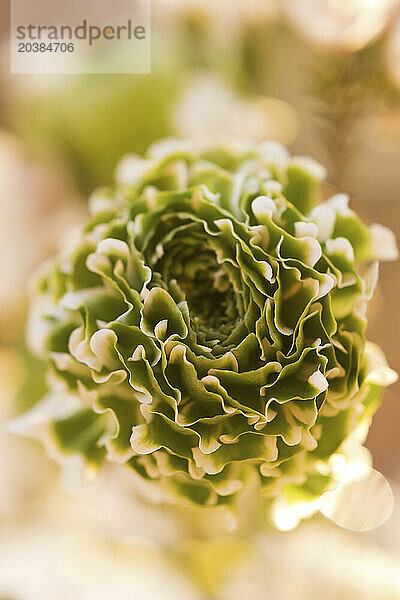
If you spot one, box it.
[0,1,399,598]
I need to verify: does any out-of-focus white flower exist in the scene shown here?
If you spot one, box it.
[0,525,198,600]
[224,514,400,600]
[0,132,83,341]
[173,74,299,144]
[2,494,400,600]
[285,0,399,51]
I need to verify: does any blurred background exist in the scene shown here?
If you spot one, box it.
[0,0,400,598]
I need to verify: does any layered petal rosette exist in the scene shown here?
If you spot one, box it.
[22,139,398,518]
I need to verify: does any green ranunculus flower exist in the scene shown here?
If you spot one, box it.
[21,139,398,519]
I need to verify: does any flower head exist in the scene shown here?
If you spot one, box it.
[22,139,397,519]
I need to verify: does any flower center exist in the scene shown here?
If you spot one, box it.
[155,240,239,335]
